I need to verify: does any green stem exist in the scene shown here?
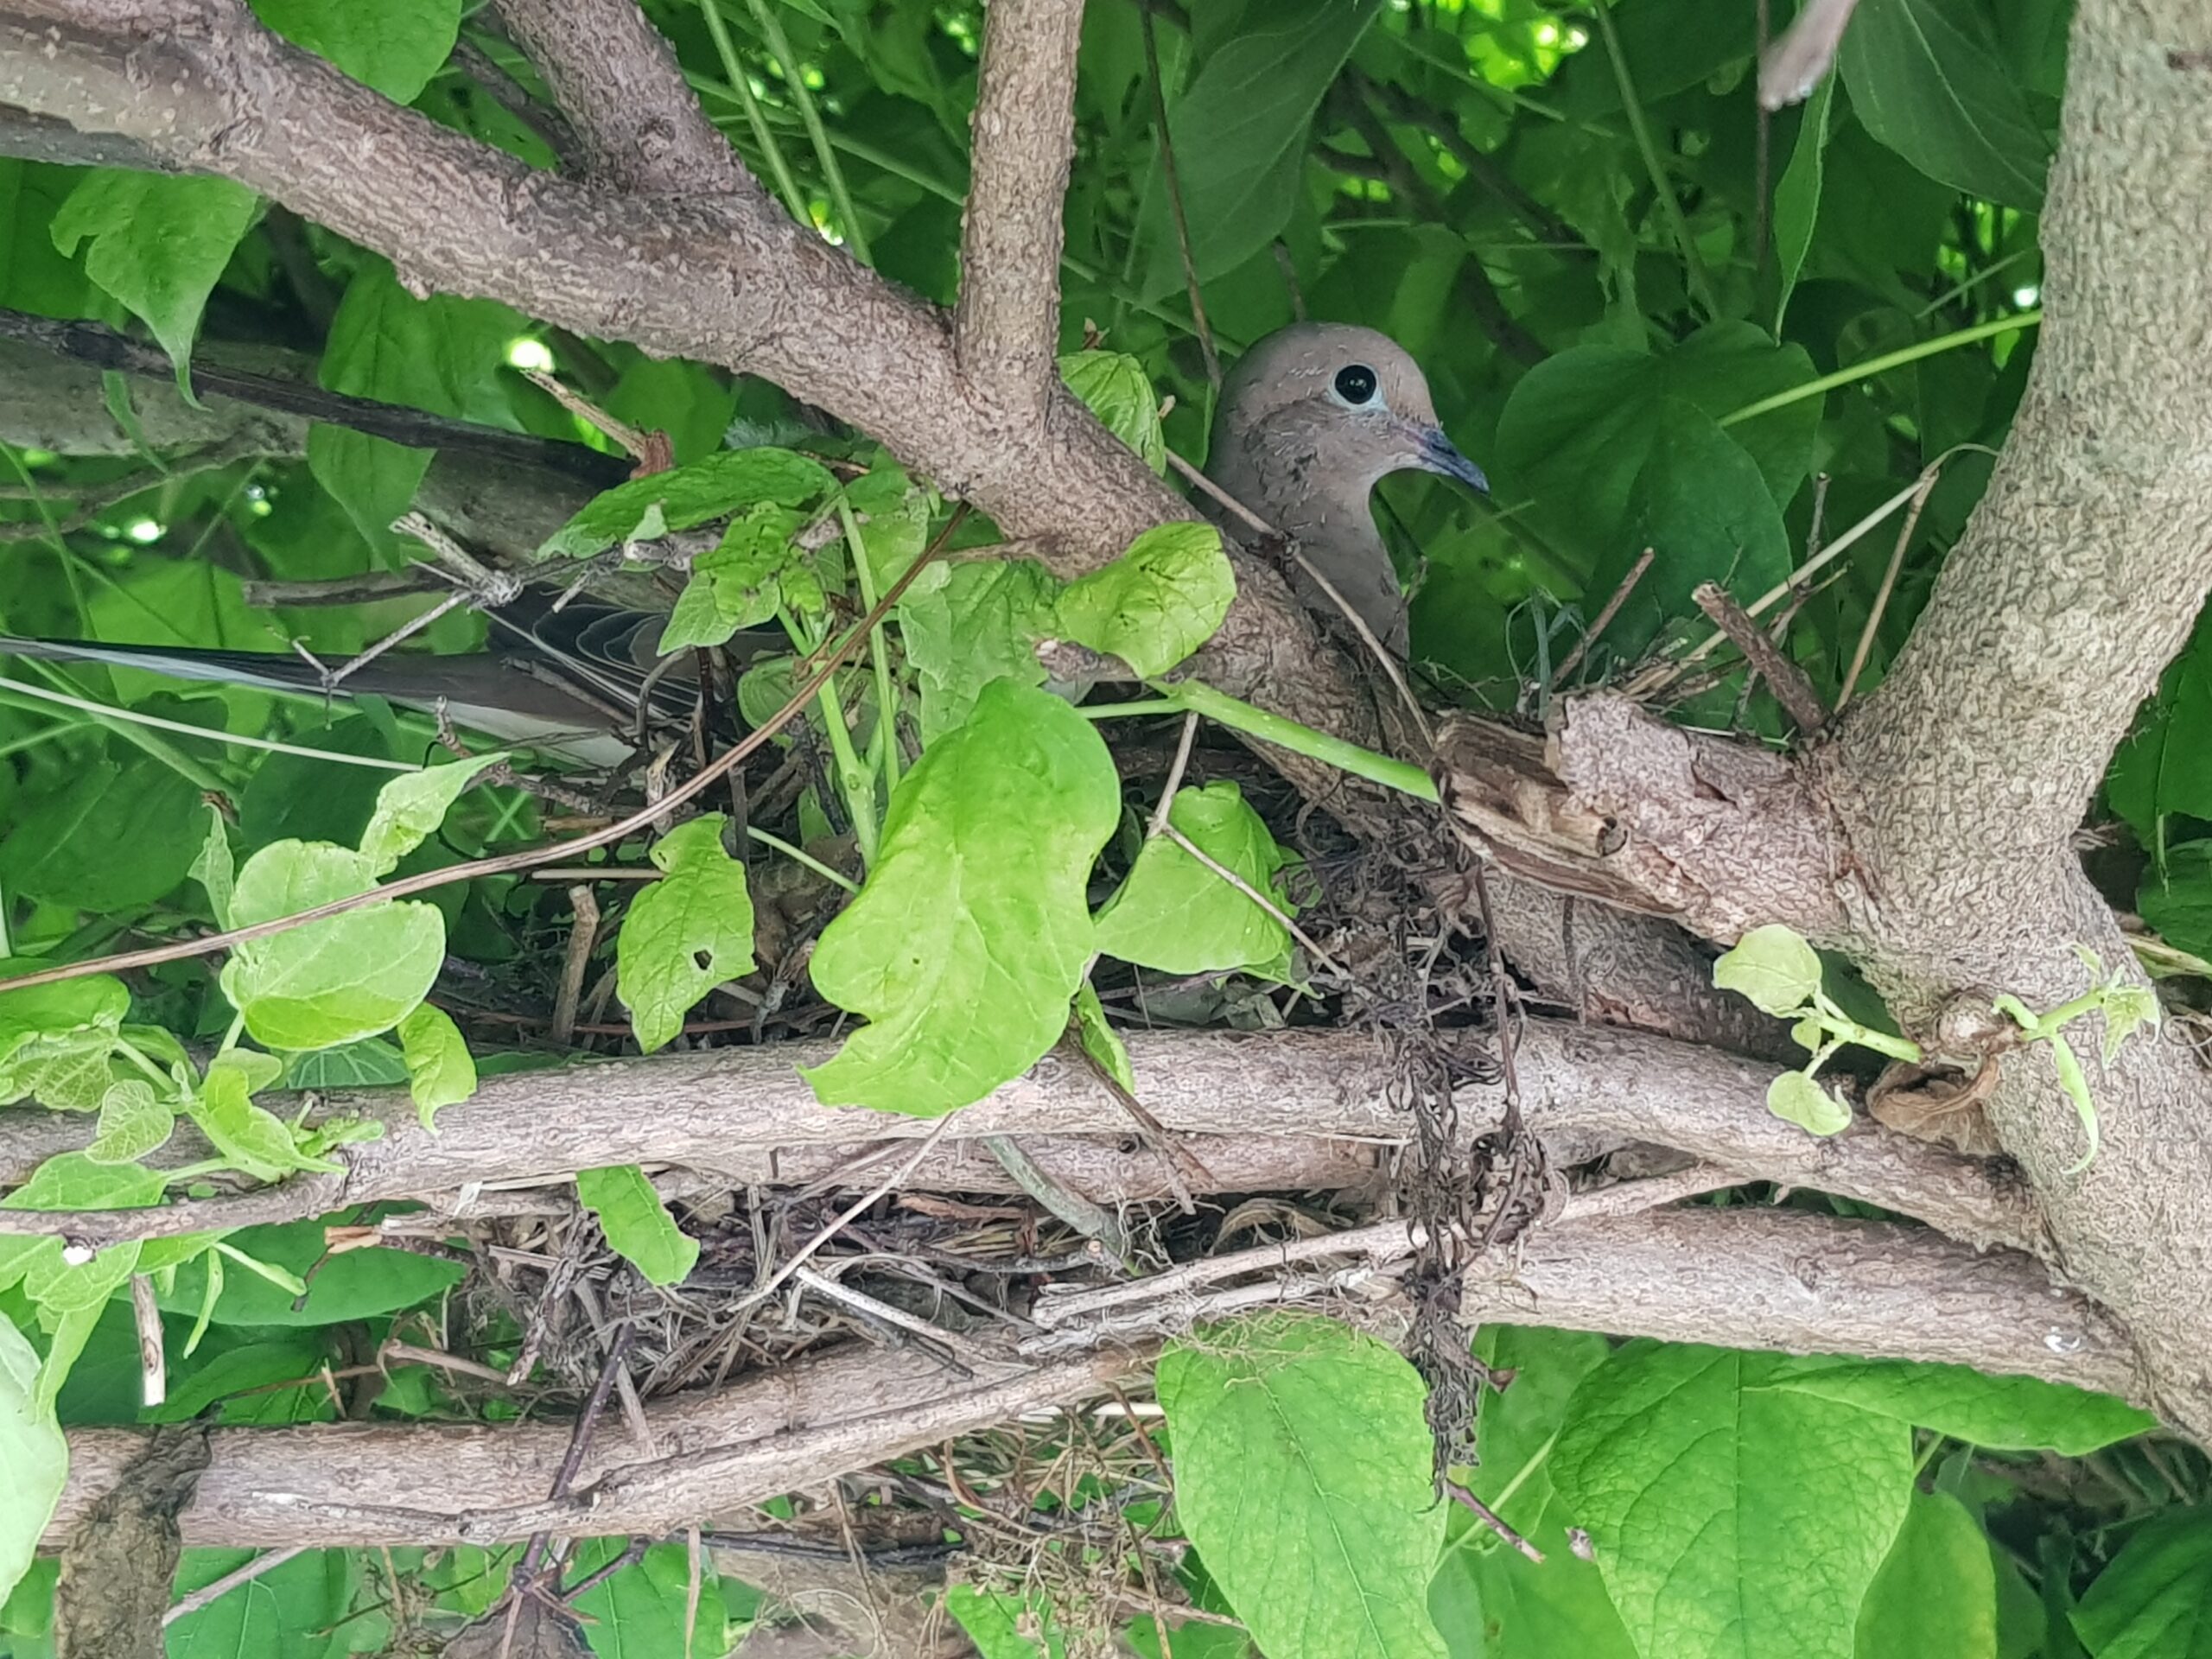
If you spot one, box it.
[1152,678,1439,802]
[746,824,859,894]
[742,0,872,263]
[1722,314,2041,428]
[1591,1,1717,320]
[837,496,901,798]
[784,610,879,861]
[1079,699,1185,720]
[0,668,227,795]
[699,0,811,226]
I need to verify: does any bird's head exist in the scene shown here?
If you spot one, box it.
[1209,321,1488,502]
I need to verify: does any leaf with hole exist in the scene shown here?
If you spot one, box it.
[615,815,756,1054]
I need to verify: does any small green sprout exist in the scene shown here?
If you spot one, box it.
[1713,925,1921,1136]
[1993,946,2162,1175]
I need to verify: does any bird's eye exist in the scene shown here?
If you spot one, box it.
[1333,364,1379,404]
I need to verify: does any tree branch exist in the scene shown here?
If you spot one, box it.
[0,1023,2042,1255]
[41,1205,2140,1551]
[955,0,1084,416]
[493,0,753,196]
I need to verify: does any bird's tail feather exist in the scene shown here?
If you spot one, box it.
[0,635,344,697]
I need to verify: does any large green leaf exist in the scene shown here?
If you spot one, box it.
[804,679,1119,1116]
[1838,0,2050,212]
[1159,1314,1447,1659]
[166,1548,353,1659]
[897,558,1059,746]
[1092,781,1294,976]
[250,0,462,102]
[1056,522,1236,677]
[311,260,529,550]
[1136,0,1383,299]
[218,840,445,1049]
[1550,1343,1914,1659]
[151,1217,462,1326]
[615,814,757,1053]
[48,172,260,391]
[1771,76,1834,334]
[538,448,836,562]
[1854,1491,1997,1659]
[567,1536,731,1658]
[1432,1325,1635,1659]
[1760,1356,2155,1453]
[0,1313,66,1611]
[0,755,204,911]
[2073,1509,2212,1659]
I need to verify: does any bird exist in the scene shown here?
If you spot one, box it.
[0,324,1483,761]
[1202,321,1488,658]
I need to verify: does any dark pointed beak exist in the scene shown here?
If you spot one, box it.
[1408,422,1489,493]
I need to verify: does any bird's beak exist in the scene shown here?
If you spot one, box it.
[1408,422,1489,493]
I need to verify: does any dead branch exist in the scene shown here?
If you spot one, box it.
[41,1204,2139,1552]
[955,0,1086,418]
[0,1023,2040,1254]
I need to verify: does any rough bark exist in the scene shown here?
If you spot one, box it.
[1,1022,2040,1255]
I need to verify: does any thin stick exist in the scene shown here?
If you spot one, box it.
[1446,1483,1545,1564]
[131,1272,165,1408]
[792,1264,999,1361]
[736,1112,964,1313]
[552,886,601,1049]
[0,675,422,772]
[1548,547,1655,689]
[1165,449,1429,734]
[162,1547,308,1626]
[1148,713,1201,837]
[1692,582,1827,733]
[1142,3,1220,391]
[1836,470,1939,709]
[1162,823,1349,979]
[0,507,967,996]
[982,1133,1131,1260]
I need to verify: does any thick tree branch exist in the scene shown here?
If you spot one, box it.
[41,1205,2140,1550]
[0,1023,2042,1254]
[955,0,1084,416]
[493,0,752,196]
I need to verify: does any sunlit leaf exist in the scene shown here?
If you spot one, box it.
[576,1164,699,1287]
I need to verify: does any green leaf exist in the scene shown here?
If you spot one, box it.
[2109,622,2212,839]
[217,840,446,1049]
[1158,1314,1447,1659]
[805,679,1119,1116]
[2072,1509,2212,1659]
[576,1164,699,1287]
[946,1586,1067,1659]
[2049,1033,2099,1173]
[0,1313,66,1611]
[1056,523,1236,678]
[1093,782,1294,976]
[1059,351,1166,474]
[1855,1491,1998,1659]
[658,504,809,653]
[83,1079,175,1166]
[283,1038,409,1089]
[897,558,1060,746]
[1771,75,1834,333]
[0,755,205,911]
[1759,1357,2156,1454]
[191,804,236,928]
[151,1218,461,1326]
[1072,979,1136,1094]
[312,261,529,549]
[537,448,836,562]
[166,1548,353,1659]
[0,972,128,1077]
[188,1052,341,1179]
[357,753,503,876]
[250,0,462,102]
[1550,1344,1915,1659]
[1838,0,2050,211]
[1136,0,1383,298]
[397,1003,476,1129]
[566,1536,731,1658]
[1713,925,1825,1016]
[615,814,757,1053]
[1768,1070,1852,1135]
[49,172,260,393]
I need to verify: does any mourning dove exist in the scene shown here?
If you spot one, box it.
[1203,321,1488,658]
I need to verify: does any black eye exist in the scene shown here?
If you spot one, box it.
[1333,364,1378,404]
